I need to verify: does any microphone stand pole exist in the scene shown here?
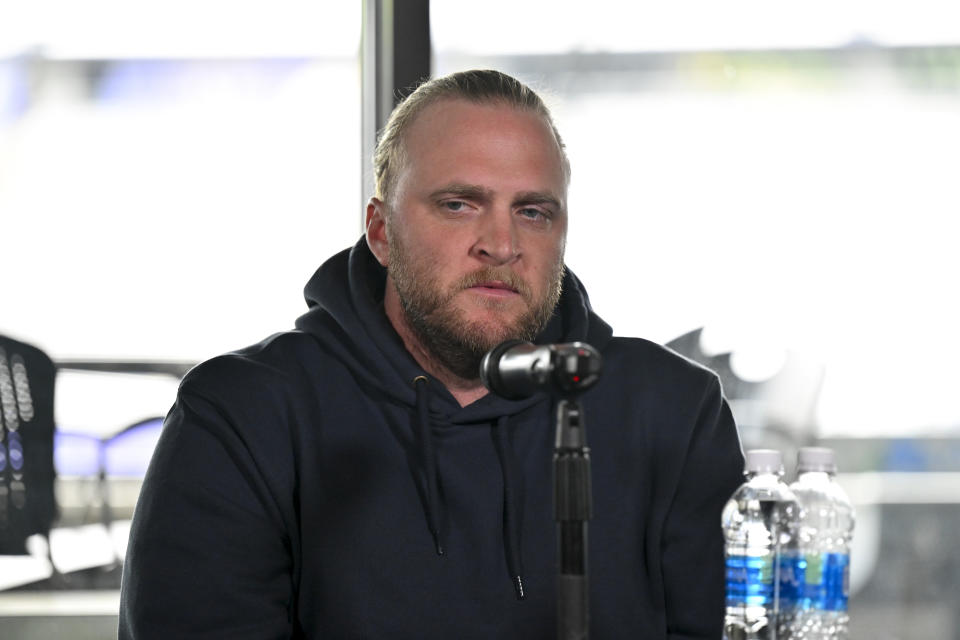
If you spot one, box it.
[555,398,591,640]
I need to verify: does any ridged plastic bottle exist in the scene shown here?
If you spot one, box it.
[722,449,802,640]
[788,447,855,640]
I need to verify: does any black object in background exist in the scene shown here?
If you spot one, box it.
[0,334,57,556]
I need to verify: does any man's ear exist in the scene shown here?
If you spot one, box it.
[365,197,390,267]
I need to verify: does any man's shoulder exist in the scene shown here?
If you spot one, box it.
[179,330,323,401]
[603,335,721,391]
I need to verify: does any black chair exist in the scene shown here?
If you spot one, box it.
[0,334,57,556]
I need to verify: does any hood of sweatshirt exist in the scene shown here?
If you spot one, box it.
[293,236,613,597]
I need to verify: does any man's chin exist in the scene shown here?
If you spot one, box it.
[403,295,549,380]
[457,318,534,353]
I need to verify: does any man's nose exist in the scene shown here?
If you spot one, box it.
[471,210,519,265]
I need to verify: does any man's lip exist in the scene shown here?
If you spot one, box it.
[470,281,518,292]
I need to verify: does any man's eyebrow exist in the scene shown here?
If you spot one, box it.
[428,183,492,200]
[514,191,564,210]
[427,184,564,211]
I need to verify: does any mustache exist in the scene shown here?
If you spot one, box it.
[454,268,532,299]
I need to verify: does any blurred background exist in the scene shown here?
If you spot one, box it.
[1,1,959,638]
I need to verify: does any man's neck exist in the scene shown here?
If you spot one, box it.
[382,284,489,408]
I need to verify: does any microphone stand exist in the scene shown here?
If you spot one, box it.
[479,340,601,639]
[555,397,591,640]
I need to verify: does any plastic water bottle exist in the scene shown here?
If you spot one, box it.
[722,449,802,640]
[788,447,855,640]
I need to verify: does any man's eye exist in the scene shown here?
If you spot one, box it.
[443,201,466,212]
[518,207,548,221]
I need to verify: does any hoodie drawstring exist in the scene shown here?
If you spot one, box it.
[414,376,444,556]
[413,376,526,600]
[493,414,526,600]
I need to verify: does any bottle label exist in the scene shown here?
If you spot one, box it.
[778,551,805,607]
[725,554,774,607]
[802,552,849,611]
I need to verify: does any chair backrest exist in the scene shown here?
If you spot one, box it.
[0,334,57,554]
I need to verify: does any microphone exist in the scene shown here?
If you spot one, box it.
[480,340,602,400]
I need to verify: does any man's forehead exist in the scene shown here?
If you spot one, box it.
[399,99,568,195]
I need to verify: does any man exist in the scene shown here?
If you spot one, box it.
[120,69,743,639]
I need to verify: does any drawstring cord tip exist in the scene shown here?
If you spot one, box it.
[435,542,445,556]
[512,575,525,600]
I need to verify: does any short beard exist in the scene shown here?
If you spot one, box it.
[388,231,563,381]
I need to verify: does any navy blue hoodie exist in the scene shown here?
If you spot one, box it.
[119,238,743,639]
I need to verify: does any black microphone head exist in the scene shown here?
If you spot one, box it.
[482,340,602,400]
[480,339,527,397]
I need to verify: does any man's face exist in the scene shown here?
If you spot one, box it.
[380,98,568,379]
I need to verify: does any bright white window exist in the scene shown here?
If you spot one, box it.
[1,3,363,367]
